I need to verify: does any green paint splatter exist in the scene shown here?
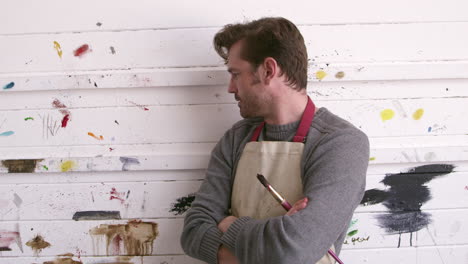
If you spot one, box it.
[369,157,376,161]
[24,117,34,121]
[43,165,49,170]
[347,229,358,237]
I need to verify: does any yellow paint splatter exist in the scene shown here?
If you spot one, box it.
[316,70,327,80]
[53,41,63,58]
[88,132,104,140]
[413,108,424,120]
[369,157,376,161]
[335,71,345,79]
[380,109,395,121]
[61,160,75,172]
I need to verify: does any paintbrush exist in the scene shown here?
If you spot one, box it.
[256,174,344,264]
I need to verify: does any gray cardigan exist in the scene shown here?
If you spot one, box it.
[181,108,369,264]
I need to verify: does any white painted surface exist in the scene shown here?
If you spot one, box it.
[0,1,467,263]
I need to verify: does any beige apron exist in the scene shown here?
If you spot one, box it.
[231,97,336,264]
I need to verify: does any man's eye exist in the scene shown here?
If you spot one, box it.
[231,73,239,79]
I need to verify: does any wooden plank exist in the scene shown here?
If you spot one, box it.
[1,23,467,74]
[340,245,468,264]
[0,209,465,257]
[2,64,468,93]
[1,0,467,35]
[0,255,205,264]
[0,181,200,221]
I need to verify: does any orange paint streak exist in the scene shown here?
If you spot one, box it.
[88,132,104,140]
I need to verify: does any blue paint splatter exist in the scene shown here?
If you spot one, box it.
[0,131,14,136]
[3,82,15,90]
[428,127,432,132]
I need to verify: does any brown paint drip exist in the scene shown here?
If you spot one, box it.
[26,235,51,255]
[90,220,158,256]
[1,159,43,173]
[43,253,82,264]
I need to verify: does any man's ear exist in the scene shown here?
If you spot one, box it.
[262,57,278,85]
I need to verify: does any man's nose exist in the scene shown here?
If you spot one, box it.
[228,79,237,93]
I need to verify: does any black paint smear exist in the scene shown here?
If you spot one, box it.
[170,194,195,215]
[360,164,455,247]
[72,211,121,221]
[0,247,12,251]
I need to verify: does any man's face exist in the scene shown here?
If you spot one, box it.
[226,41,271,118]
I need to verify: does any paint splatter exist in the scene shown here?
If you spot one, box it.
[465,186,468,191]
[0,231,21,251]
[1,159,42,173]
[347,229,358,237]
[43,165,49,170]
[109,148,114,152]
[60,160,76,172]
[126,100,149,111]
[53,41,63,58]
[0,131,14,136]
[26,235,51,256]
[13,193,22,208]
[335,71,345,79]
[170,194,195,215]
[24,117,34,121]
[96,22,102,27]
[110,187,126,203]
[72,211,121,221]
[360,164,455,247]
[428,127,432,132]
[61,114,70,128]
[119,157,140,171]
[413,108,424,120]
[88,132,104,140]
[52,99,71,128]
[74,44,90,57]
[89,220,158,256]
[114,120,119,125]
[369,157,376,161]
[315,70,327,80]
[380,109,395,121]
[110,46,116,54]
[3,82,15,89]
[43,254,82,264]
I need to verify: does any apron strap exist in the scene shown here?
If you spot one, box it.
[250,97,316,142]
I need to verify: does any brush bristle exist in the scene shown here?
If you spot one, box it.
[257,174,269,188]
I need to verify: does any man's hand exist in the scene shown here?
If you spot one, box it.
[218,215,238,233]
[218,216,240,264]
[218,245,240,264]
[286,197,308,216]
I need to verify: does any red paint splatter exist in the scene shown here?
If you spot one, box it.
[61,114,70,127]
[110,234,122,255]
[144,107,149,111]
[110,187,125,203]
[52,99,67,109]
[74,44,90,57]
[109,148,114,151]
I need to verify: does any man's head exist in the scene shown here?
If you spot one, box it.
[214,17,308,91]
[213,17,308,118]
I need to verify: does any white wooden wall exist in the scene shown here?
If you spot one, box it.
[1,0,467,263]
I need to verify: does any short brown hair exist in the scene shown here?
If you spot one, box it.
[213,17,308,90]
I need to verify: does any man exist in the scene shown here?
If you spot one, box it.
[181,17,369,264]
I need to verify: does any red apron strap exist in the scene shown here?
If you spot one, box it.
[292,97,315,143]
[250,122,265,142]
[250,96,316,143]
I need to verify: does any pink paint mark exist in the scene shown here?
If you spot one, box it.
[61,114,70,128]
[110,234,122,255]
[110,188,125,204]
[465,186,468,191]
[0,231,20,250]
[74,44,90,57]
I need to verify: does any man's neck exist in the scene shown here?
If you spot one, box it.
[263,92,310,125]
